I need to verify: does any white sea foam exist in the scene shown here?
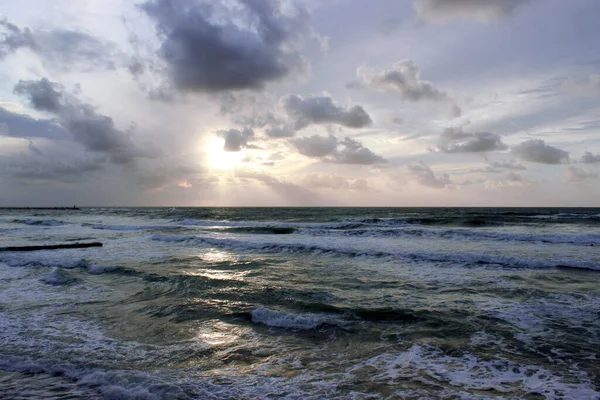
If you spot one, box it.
[479,294,600,347]
[251,307,342,330]
[0,357,187,400]
[348,344,600,399]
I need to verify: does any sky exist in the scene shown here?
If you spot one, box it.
[1,0,599,207]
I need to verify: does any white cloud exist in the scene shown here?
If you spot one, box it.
[358,60,446,102]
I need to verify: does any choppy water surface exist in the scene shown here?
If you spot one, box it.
[0,207,599,399]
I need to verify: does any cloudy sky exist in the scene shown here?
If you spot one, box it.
[1,0,599,206]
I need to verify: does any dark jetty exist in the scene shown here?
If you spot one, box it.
[0,242,103,252]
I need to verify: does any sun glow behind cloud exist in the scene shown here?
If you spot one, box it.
[205,137,246,171]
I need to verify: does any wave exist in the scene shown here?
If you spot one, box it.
[0,257,119,276]
[349,344,600,398]
[0,257,90,269]
[251,307,346,330]
[41,267,79,285]
[165,216,600,245]
[150,234,600,271]
[171,218,265,227]
[168,214,600,236]
[82,223,183,231]
[87,264,119,274]
[209,226,297,235]
[301,227,600,246]
[528,212,600,220]
[10,218,66,226]
[0,356,192,400]
[287,303,422,323]
[341,217,501,227]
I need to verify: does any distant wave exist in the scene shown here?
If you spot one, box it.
[341,217,499,227]
[301,227,600,246]
[167,216,600,245]
[0,257,90,269]
[0,257,119,276]
[168,214,600,235]
[150,234,600,271]
[10,219,66,227]
[83,223,183,231]
[207,226,297,235]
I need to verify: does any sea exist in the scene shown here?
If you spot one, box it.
[0,207,599,399]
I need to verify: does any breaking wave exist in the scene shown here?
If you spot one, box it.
[251,307,345,330]
[41,267,79,285]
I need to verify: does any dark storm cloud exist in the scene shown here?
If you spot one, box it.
[413,0,532,22]
[359,61,446,102]
[434,127,507,153]
[294,134,386,165]
[0,106,68,140]
[407,161,451,188]
[0,19,118,70]
[511,139,569,165]
[140,0,308,92]
[581,151,600,164]
[281,94,373,130]
[14,78,154,164]
[13,78,64,112]
[216,128,255,152]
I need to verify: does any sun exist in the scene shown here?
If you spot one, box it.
[205,137,245,171]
